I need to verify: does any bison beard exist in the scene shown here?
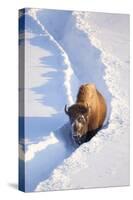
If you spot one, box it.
[64,83,107,145]
[72,127,102,145]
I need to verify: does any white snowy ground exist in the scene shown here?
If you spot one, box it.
[19,9,130,192]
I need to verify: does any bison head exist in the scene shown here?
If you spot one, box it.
[64,103,91,144]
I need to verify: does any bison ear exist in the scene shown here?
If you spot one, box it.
[64,105,69,115]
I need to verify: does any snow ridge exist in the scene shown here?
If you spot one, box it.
[73,11,129,129]
[25,133,58,162]
[28,8,75,106]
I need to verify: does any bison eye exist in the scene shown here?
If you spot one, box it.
[78,118,82,122]
[78,115,84,122]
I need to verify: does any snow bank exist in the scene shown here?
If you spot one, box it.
[28,8,78,106]
[25,132,58,161]
[34,10,129,191]
[19,9,79,118]
[19,9,79,191]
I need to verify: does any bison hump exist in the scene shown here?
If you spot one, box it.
[77,84,97,102]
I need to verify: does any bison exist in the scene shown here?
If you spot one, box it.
[65,83,107,145]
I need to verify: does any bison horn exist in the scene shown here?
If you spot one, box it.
[64,104,69,115]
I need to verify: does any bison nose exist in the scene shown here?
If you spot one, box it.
[72,132,81,140]
[72,135,82,145]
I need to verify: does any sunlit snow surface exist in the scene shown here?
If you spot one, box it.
[19,9,130,192]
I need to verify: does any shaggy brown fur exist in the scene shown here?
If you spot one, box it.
[76,83,107,131]
[65,83,107,144]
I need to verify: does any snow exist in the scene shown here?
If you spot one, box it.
[19,9,130,192]
[25,132,59,161]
